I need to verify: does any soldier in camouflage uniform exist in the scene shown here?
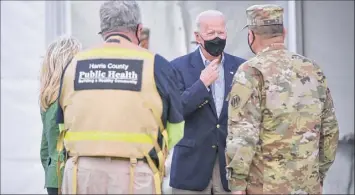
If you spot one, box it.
[225,4,340,194]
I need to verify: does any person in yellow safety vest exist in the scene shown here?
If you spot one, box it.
[55,1,185,194]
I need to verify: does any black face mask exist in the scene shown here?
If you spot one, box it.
[201,36,226,57]
[248,31,256,54]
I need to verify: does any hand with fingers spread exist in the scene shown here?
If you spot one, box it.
[200,58,221,88]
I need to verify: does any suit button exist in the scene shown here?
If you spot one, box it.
[216,124,220,128]
[212,145,217,148]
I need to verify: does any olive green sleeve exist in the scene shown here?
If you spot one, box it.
[40,112,49,170]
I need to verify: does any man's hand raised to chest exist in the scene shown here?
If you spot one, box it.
[200,58,220,88]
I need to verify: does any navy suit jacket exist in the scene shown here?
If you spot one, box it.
[169,49,246,191]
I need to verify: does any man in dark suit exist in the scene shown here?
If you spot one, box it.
[169,10,246,194]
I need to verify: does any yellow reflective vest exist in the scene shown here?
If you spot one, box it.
[57,35,168,194]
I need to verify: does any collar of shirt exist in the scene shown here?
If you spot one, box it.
[198,47,225,66]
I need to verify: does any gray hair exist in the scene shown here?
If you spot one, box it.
[195,10,225,32]
[100,1,142,34]
[249,24,284,39]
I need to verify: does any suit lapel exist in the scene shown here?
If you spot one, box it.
[190,49,205,74]
[190,49,217,117]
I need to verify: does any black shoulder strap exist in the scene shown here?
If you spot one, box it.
[56,58,73,104]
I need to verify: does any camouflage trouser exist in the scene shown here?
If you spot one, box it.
[61,157,155,194]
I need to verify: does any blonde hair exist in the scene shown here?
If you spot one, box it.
[39,36,82,111]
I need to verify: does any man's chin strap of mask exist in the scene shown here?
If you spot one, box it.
[248,30,256,54]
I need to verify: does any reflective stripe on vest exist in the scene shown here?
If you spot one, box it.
[64,131,157,143]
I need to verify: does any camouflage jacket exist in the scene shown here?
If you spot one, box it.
[225,44,339,194]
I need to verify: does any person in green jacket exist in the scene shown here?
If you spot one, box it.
[39,36,81,195]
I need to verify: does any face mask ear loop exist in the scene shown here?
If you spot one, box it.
[197,33,207,50]
[248,30,256,54]
[135,24,141,45]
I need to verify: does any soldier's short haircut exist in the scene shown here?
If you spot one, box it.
[249,24,284,39]
[99,1,141,34]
